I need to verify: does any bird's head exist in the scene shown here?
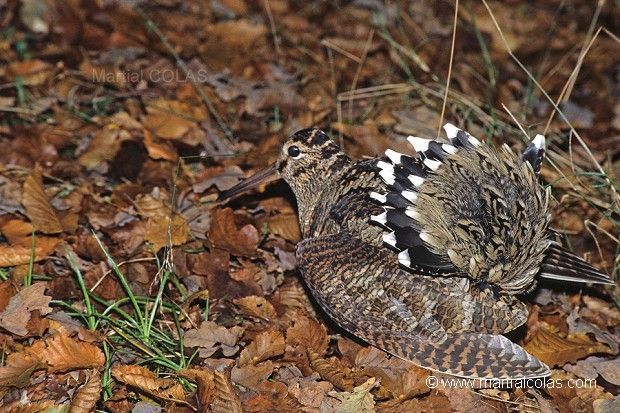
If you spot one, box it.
[219,128,348,203]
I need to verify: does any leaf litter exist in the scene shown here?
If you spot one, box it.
[0,0,618,412]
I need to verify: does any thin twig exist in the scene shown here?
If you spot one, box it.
[321,39,362,63]
[438,0,459,138]
[543,26,603,134]
[347,29,375,124]
[562,0,605,103]
[264,0,282,58]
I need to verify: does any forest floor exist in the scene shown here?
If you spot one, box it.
[0,1,619,412]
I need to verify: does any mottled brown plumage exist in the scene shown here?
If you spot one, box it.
[221,126,613,380]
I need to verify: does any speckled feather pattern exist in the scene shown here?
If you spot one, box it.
[414,143,551,294]
[235,127,612,380]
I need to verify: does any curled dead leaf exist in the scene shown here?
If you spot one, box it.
[143,99,205,141]
[266,212,301,243]
[524,324,614,367]
[210,369,243,413]
[0,354,45,388]
[209,208,259,257]
[145,213,191,252]
[231,360,274,390]
[78,124,127,170]
[70,370,102,413]
[0,282,52,336]
[178,367,215,408]
[234,296,278,321]
[329,377,377,413]
[40,329,105,372]
[143,128,177,161]
[238,329,285,366]
[112,364,185,402]
[184,321,244,358]
[286,313,329,355]
[22,166,70,234]
[307,348,354,391]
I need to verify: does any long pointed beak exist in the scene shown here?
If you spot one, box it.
[218,164,279,201]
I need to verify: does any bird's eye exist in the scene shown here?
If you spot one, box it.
[287,145,301,158]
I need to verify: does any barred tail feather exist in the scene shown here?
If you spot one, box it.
[539,243,613,285]
[378,330,550,380]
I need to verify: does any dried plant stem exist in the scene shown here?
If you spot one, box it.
[438,0,459,138]
[481,0,620,206]
[264,0,282,58]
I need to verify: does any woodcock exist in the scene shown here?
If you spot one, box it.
[220,125,613,380]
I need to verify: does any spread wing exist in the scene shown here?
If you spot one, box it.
[296,231,549,380]
[369,124,612,293]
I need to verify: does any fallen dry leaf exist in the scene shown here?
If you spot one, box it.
[184,321,244,358]
[178,367,215,408]
[307,348,354,391]
[238,329,285,366]
[21,166,63,234]
[40,329,105,372]
[231,360,274,390]
[70,370,102,413]
[0,354,45,388]
[329,377,377,413]
[143,98,206,141]
[78,123,129,170]
[233,296,278,321]
[209,208,260,257]
[0,238,61,267]
[112,364,185,401]
[143,128,177,161]
[245,381,305,413]
[210,369,243,413]
[0,220,61,267]
[0,282,52,336]
[524,324,614,367]
[267,212,301,243]
[286,313,329,355]
[145,213,191,252]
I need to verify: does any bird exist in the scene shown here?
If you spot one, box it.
[220,125,613,380]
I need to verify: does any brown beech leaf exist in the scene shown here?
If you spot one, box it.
[286,313,329,355]
[210,369,243,413]
[329,377,377,413]
[307,348,354,391]
[143,128,177,161]
[231,360,274,390]
[267,212,301,243]
[0,238,61,267]
[78,123,127,170]
[184,321,244,358]
[112,364,185,401]
[233,296,278,321]
[41,329,105,372]
[0,282,52,336]
[0,281,16,312]
[524,324,614,367]
[178,368,215,408]
[0,359,45,388]
[209,208,259,257]
[145,213,191,252]
[143,99,205,142]
[238,329,285,366]
[245,381,306,412]
[70,370,102,413]
[22,166,63,234]
[0,220,61,266]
